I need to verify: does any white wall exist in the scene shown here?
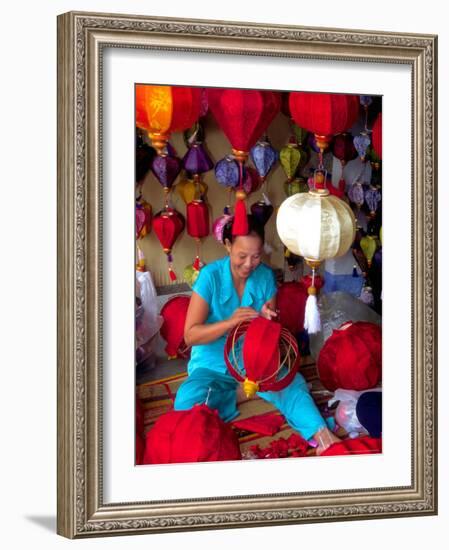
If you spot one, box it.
[1,1,446,548]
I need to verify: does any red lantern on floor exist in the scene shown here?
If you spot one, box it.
[152,208,185,281]
[159,295,191,359]
[186,199,210,270]
[208,88,281,235]
[372,113,382,160]
[143,404,242,464]
[224,317,299,398]
[288,92,360,156]
[317,321,382,391]
[136,85,202,155]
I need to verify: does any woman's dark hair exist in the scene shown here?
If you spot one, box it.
[222,214,265,245]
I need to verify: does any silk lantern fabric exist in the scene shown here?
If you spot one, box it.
[276,191,356,262]
[320,436,382,457]
[159,295,191,358]
[186,200,209,239]
[207,88,281,154]
[143,404,242,464]
[371,113,382,159]
[288,92,360,138]
[152,208,185,252]
[224,317,299,397]
[136,85,202,153]
[317,321,382,391]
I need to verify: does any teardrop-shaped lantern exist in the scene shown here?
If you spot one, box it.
[280,142,302,182]
[360,235,377,267]
[151,154,182,191]
[365,186,382,217]
[214,156,241,188]
[353,133,371,161]
[152,208,185,281]
[224,317,299,398]
[136,85,202,154]
[250,139,278,183]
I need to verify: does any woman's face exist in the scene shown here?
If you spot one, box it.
[226,234,263,280]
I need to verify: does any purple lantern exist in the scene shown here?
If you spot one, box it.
[353,133,371,161]
[348,182,365,207]
[214,156,241,188]
[151,153,182,190]
[365,186,382,216]
[183,143,214,175]
[250,195,274,226]
[250,139,278,180]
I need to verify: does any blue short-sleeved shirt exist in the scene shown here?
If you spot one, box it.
[187,256,277,376]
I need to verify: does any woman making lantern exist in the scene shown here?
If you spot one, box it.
[174,214,340,455]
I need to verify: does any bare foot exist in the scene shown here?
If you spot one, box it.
[314,427,341,456]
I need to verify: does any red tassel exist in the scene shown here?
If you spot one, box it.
[169,268,177,281]
[193,256,200,271]
[232,199,248,236]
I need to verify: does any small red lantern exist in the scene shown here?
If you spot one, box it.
[143,404,242,464]
[224,316,299,398]
[288,92,360,155]
[159,295,191,359]
[331,132,358,190]
[186,199,210,270]
[152,208,185,281]
[371,113,382,160]
[317,321,382,391]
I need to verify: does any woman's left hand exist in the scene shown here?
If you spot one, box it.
[260,301,278,320]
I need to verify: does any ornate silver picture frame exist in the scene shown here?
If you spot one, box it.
[57,11,437,538]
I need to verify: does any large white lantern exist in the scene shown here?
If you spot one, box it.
[276,187,356,333]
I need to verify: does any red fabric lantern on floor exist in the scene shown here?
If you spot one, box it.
[160,295,191,359]
[317,321,382,391]
[224,317,299,398]
[186,199,210,270]
[152,208,185,281]
[208,88,281,235]
[372,113,382,160]
[320,436,382,457]
[136,85,202,155]
[143,404,242,464]
[136,397,145,465]
[288,92,360,155]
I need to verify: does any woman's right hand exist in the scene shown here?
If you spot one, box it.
[228,307,258,327]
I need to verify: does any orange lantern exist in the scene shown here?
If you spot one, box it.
[136,85,202,155]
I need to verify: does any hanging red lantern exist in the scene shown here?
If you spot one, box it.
[186,199,210,270]
[331,132,358,190]
[152,208,185,281]
[288,92,360,156]
[208,88,281,235]
[317,321,382,391]
[224,317,299,398]
[371,113,382,160]
[136,85,202,155]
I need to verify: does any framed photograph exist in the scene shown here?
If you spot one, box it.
[57,11,437,538]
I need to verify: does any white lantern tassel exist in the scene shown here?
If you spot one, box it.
[304,268,321,334]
